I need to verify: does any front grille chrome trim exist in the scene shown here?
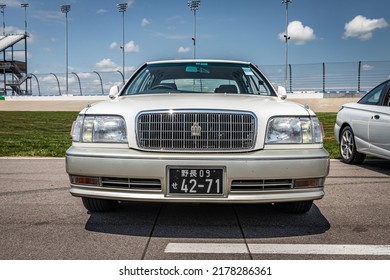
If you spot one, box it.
[136,109,257,151]
[231,179,293,191]
[101,177,161,190]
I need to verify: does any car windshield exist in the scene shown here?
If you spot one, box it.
[122,61,275,96]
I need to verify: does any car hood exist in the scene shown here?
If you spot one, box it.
[81,94,314,150]
[83,93,312,116]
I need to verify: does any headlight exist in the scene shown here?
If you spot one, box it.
[265,116,323,144]
[71,115,84,142]
[71,115,127,143]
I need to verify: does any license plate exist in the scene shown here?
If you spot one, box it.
[168,168,224,195]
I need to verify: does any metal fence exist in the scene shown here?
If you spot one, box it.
[23,60,390,96]
[27,71,125,96]
[261,60,390,93]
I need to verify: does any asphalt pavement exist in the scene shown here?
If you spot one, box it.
[0,158,389,260]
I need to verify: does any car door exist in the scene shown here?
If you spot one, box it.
[351,84,386,152]
[368,84,390,158]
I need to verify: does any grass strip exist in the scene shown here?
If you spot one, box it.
[0,111,340,158]
[0,111,78,157]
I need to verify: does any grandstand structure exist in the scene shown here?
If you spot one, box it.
[0,34,29,96]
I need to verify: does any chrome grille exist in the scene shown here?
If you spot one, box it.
[137,110,256,151]
[231,179,293,191]
[101,177,161,190]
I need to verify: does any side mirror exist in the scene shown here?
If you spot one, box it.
[277,86,287,100]
[109,85,120,99]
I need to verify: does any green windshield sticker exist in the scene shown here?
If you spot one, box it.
[186,66,210,74]
[186,66,198,72]
[243,67,254,76]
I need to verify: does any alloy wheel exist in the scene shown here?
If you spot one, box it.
[340,128,354,160]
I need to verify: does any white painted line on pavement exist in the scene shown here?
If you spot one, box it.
[165,243,248,254]
[165,243,390,256]
[248,244,390,255]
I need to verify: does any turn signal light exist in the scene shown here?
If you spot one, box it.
[294,178,325,188]
[70,176,100,186]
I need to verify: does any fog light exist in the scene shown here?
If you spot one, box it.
[70,175,100,186]
[294,178,325,188]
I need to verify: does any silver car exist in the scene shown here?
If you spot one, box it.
[334,80,390,164]
[66,60,330,214]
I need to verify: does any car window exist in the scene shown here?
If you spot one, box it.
[160,78,240,93]
[123,62,275,96]
[358,81,387,105]
[384,92,390,106]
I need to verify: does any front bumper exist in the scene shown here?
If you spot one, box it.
[65,147,330,203]
[334,123,341,144]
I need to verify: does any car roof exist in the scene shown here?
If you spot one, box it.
[146,59,252,65]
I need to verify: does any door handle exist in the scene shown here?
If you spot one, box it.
[372,115,380,120]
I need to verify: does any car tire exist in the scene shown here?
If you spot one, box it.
[82,197,118,212]
[339,126,366,164]
[275,200,313,214]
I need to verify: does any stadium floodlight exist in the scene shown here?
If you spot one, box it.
[282,0,292,91]
[117,3,128,12]
[188,0,201,11]
[61,5,71,95]
[187,0,201,59]
[117,3,128,82]
[0,4,6,36]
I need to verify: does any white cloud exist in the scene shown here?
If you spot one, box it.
[110,41,139,52]
[8,50,32,61]
[127,0,135,7]
[343,15,388,41]
[5,26,23,34]
[279,21,316,45]
[31,11,63,24]
[141,18,151,27]
[94,58,135,73]
[1,0,22,8]
[362,64,374,71]
[110,42,118,49]
[124,40,140,52]
[178,46,191,53]
[95,58,120,72]
[76,72,93,79]
[96,9,107,14]
[155,32,188,40]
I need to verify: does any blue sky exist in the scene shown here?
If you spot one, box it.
[4,0,390,77]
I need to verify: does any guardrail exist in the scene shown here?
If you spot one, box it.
[4,60,390,96]
[261,60,390,93]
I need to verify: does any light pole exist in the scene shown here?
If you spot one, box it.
[61,4,71,95]
[117,3,128,82]
[21,3,29,34]
[21,3,29,94]
[0,4,6,36]
[282,0,292,91]
[187,0,201,59]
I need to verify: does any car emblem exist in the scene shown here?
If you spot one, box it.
[191,122,202,137]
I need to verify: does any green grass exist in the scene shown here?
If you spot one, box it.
[0,111,340,158]
[317,112,339,159]
[0,111,78,157]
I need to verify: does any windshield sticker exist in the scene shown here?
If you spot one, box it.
[242,67,254,76]
[186,66,210,74]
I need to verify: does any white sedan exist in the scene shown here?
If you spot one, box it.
[66,59,329,214]
[334,80,390,164]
